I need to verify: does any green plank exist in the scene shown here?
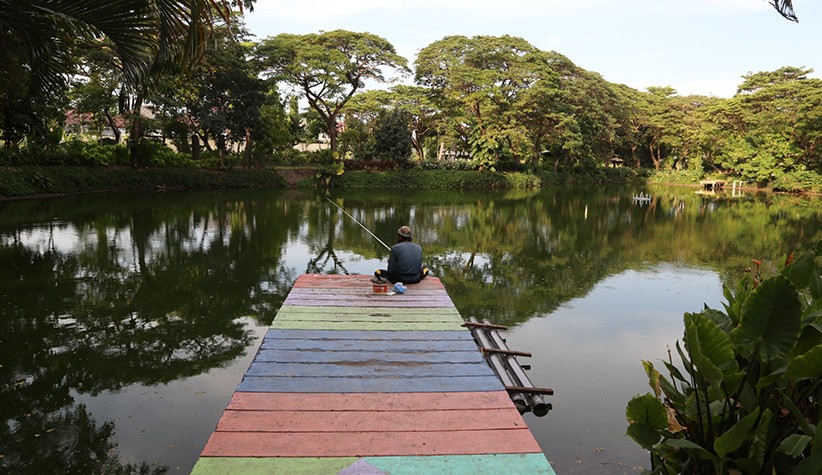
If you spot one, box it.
[192,455,553,475]
[274,313,463,324]
[191,457,357,475]
[269,320,466,331]
[366,454,556,475]
[280,306,461,315]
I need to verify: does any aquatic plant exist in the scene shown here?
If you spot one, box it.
[627,243,821,474]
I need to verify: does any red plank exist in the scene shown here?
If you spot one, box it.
[216,408,526,433]
[201,429,542,457]
[227,391,514,412]
[282,299,456,308]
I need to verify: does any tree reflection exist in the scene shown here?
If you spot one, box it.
[0,191,297,472]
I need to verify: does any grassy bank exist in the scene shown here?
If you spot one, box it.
[334,166,674,189]
[0,166,286,199]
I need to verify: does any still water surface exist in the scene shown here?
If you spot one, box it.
[1,185,818,473]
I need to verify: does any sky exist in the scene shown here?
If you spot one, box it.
[243,0,821,98]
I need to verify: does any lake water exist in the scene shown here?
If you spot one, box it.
[1,185,819,474]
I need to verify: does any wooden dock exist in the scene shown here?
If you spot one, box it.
[192,274,554,474]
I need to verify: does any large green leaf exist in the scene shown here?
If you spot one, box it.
[713,408,760,458]
[785,344,822,380]
[780,434,813,458]
[685,312,738,387]
[663,438,717,462]
[626,393,667,448]
[731,275,803,361]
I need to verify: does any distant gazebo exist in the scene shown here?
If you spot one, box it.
[608,157,624,168]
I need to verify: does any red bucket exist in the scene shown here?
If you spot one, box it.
[372,282,389,293]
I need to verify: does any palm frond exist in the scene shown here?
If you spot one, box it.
[769,0,798,22]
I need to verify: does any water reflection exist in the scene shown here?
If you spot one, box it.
[0,187,818,472]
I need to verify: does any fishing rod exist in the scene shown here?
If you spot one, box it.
[325,196,392,251]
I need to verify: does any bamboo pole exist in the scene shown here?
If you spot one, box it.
[484,319,551,416]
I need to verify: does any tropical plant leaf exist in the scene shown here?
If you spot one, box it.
[713,408,760,458]
[780,434,813,458]
[783,252,815,289]
[626,393,666,448]
[643,360,661,397]
[731,275,802,361]
[702,307,733,334]
[748,409,773,470]
[685,312,738,387]
[663,438,717,461]
[785,344,822,380]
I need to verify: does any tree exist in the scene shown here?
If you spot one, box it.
[416,35,554,169]
[0,1,255,164]
[257,30,408,152]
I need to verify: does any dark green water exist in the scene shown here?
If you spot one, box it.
[1,186,819,474]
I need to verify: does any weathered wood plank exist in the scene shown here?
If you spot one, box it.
[260,337,478,352]
[216,407,525,432]
[276,305,461,315]
[236,375,504,393]
[287,288,450,296]
[255,349,484,364]
[274,313,462,324]
[201,428,542,457]
[225,391,515,412]
[263,329,469,341]
[192,455,555,475]
[281,298,455,308]
[190,457,358,475]
[244,361,495,378]
[269,320,465,331]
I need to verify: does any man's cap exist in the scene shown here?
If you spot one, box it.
[397,225,413,238]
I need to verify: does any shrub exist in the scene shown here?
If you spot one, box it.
[772,170,822,193]
[626,245,822,474]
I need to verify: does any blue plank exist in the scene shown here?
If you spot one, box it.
[255,349,485,364]
[264,329,471,341]
[260,338,479,352]
[245,361,496,378]
[236,375,505,393]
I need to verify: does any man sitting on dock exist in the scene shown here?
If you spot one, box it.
[374,225,429,284]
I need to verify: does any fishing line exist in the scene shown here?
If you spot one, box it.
[325,196,392,251]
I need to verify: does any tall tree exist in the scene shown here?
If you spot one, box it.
[257,30,408,153]
[416,35,552,169]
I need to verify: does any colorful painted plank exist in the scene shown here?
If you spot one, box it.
[195,274,552,474]
[191,454,555,475]
[260,337,478,352]
[245,361,494,378]
[201,429,542,457]
[236,374,504,393]
[224,391,516,412]
[253,349,484,364]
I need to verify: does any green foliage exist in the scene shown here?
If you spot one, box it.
[373,110,412,163]
[0,166,286,197]
[627,245,822,473]
[335,170,539,190]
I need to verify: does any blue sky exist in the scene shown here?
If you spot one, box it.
[244,0,820,98]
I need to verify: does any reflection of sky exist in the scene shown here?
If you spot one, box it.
[71,318,269,472]
[506,265,724,473]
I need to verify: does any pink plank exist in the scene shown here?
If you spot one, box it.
[216,408,526,433]
[227,391,514,412]
[281,299,456,308]
[201,429,542,457]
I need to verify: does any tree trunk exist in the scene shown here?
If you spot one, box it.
[191,134,200,160]
[128,95,144,168]
[103,110,120,143]
[327,115,338,152]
